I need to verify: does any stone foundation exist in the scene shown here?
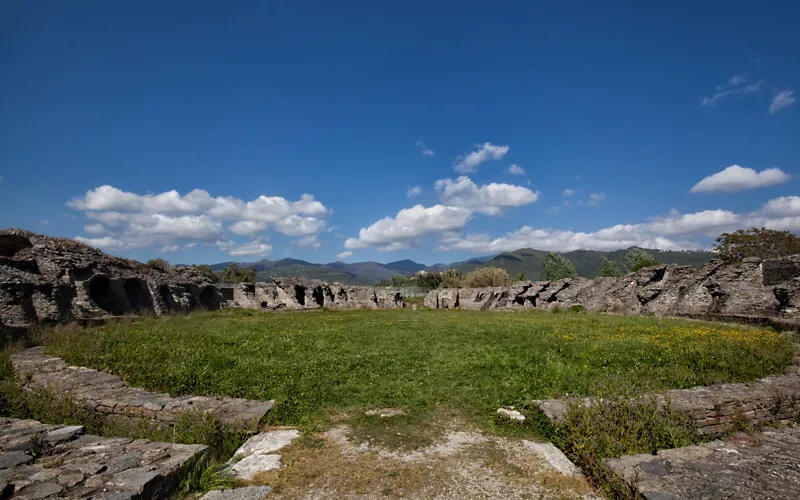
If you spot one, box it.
[11,347,273,431]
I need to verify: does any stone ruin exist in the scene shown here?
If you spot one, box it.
[0,229,403,328]
[424,255,800,325]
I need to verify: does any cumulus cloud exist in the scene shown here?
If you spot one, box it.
[690,165,791,193]
[68,185,330,255]
[223,240,273,257]
[563,189,576,197]
[587,193,606,206]
[345,204,472,251]
[701,76,764,107]
[407,186,422,198]
[434,176,539,215]
[453,142,510,173]
[437,196,800,254]
[769,90,796,114]
[336,251,353,259]
[508,164,525,175]
[415,140,434,157]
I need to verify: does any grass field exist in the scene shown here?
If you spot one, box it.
[43,308,795,433]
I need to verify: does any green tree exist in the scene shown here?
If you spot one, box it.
[440,269,463,288]
[714,227,800,263]
[147,258,170,271]
[543,253,577,280]
[416,271,444,290]
[515,270,527,281]
[624,248,659,272]
[463,267,510,287]
[217,263,257,284]
[598,257,621,277]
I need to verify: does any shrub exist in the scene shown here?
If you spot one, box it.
[463,267,509,287]
[598,257,621,277]
[416,271,443,290]
[440,269,463,288]
[147,258,171,271]
[515,270,527,281]
[543,253,577,280]
[624,248,659,272]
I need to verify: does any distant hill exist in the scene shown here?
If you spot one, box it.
[450,247,715,280]
[203,247,715,284]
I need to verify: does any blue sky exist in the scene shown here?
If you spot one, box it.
[1,1,798,265]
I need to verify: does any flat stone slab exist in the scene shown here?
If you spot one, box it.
[226,429,299,480]
[523,441,584,478]
[12,347,273,431]
[0,417,207,499]
[605,425,800,499]
[200,485,272,499]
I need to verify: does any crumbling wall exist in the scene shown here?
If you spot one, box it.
[0,228,404,327]
[424,256,800,324]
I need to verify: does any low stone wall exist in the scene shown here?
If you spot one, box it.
[533,350,800,435]
[424,255,800,325]
[12,347,273,431]
[218,278,403,311]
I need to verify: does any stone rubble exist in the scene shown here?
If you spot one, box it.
[0,417,207,499]
[424,255,800,325]
[11,347,273,431]
[605,425,800,499]
[0,228,403,328]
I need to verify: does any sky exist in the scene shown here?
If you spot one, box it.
[1,1,798,266]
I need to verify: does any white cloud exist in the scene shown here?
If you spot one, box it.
[84,223,106,235]
[453,142,510,173]
[434,176,539,215]
[336,251,353,260]
[229,220,267,235]
[587,193,605,206]
[508,164,525,175]
[41,220,49,226]
[701,76,764,107]
[415,140,434,157]
[224,240,273,258]
[437,196,800,254]
[407,186,422,198]
[68,185,330,255]
[563,189,576,197]
[345,204,472,250]
[75,236,131,251]
[294,234,322,249]
[769,90,796,114]
[690,165,791,193]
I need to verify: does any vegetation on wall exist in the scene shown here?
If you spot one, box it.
[714,227,800,263]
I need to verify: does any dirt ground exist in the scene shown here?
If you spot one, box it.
[252,411,598,499]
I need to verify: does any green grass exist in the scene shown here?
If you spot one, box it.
[41,308,795,433]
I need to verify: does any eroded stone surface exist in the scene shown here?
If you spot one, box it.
[605,426,800,499]
[11,347,274,431]
[523,441,584,478]
[425,256,800,325]
[0,417,207,499]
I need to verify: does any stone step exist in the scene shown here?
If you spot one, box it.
[0,417,207,499]
[11,347,273,431]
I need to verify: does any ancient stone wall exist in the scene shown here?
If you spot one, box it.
[424,255,800,324]
[0,229,403,327]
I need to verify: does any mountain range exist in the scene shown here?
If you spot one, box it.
[206,247,715,285]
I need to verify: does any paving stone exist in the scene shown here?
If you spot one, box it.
[14,481,63,499]
[230,454,282,480]
[605,426,800,499]
[11,347,274,431]
[523,441,584,477]
[234,430,300,458]
[201,485,273,499]
[0,451,33,469]
[107,467,161,492]
[45,425,84,443]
